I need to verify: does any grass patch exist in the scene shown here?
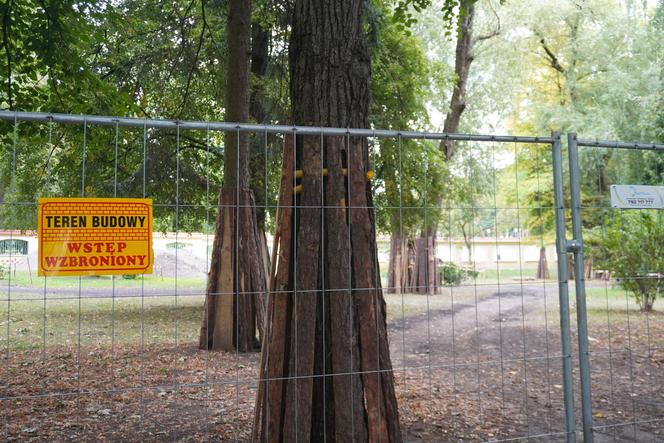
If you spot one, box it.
[1,294,204,350]
[476,266,558,283]
[573,284,664,349]
[584,285,659,314]
[2,271,207,291]
[3,284,494,349]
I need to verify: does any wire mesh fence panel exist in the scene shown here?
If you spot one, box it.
[571,135,664,442]
[0,111,575,442]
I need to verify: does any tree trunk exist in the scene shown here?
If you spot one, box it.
[387,234,411,294]
[250,18,272,339]
[253,1,401,441]
[411,1,477,294]
[199,0,266,351]
[536,246,550,279]
[584,255,593,279]
[411,230,436,294]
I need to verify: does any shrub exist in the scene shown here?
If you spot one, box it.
[591,211,664,312]
[438,262,478,286]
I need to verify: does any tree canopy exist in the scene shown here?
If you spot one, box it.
[1,0,663,241]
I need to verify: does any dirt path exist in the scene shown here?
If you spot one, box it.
[389,283,560,367]
[389,283,664,441]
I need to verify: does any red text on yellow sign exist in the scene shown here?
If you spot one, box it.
[38,198,153,276]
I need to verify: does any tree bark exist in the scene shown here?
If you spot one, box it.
[199,0,266,351]
[253,1,401,441]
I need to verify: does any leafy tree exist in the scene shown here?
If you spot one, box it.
[497,0,663,266]
[368,2,449,292]
[589,211,664,312]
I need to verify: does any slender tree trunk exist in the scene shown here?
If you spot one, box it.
[387,234,404,293]
[641,293,655,312]
[536,246,550,279]
[199,0,266,351]
[253,1,401,441]
[584,255,593,279]
[387,231,415,294]
[250,18,272,339]
[411,1,477,295]
[411,228,436,294]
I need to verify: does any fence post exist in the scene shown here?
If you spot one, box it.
[552,131,577,443]
[567,132,594,442]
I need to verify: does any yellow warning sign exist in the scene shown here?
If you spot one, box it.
[38,198,153,276]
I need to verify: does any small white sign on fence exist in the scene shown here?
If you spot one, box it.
[610,184,664,209]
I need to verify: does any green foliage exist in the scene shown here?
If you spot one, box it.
[369,3,450,236]
[589,212,664,311]
[393,0,481,36]
[392,0,432,34]
[445,143,495,242]
[494,0,664,240]
[438,262,478,286]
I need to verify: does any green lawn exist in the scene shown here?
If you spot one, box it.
[5,269,655,351]
[1,293,204,350]
[2,270,206,291]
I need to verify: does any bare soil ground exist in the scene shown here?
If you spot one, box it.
[3,282,664,442]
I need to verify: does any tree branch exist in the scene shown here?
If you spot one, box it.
[539,37,565,74]
[177,0,207,118]
[473,2,501,44]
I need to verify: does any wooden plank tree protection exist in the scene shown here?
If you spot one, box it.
[198,0,266,352]
[253,1,401,441]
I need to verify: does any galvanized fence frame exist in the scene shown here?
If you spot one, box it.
[0,111,577,441]
[555,132,664,442]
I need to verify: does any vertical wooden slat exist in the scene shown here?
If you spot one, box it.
[282,136,322,442]
[255,135,296,442]
[325,136,368,442]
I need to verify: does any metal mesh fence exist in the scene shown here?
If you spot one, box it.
[569,135,664,442]
[0,111,619,442]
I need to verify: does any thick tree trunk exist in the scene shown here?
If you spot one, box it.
[198,0,266,351]
[253,1,401,441]
[536,246,550,279]
[199,189,265,351]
